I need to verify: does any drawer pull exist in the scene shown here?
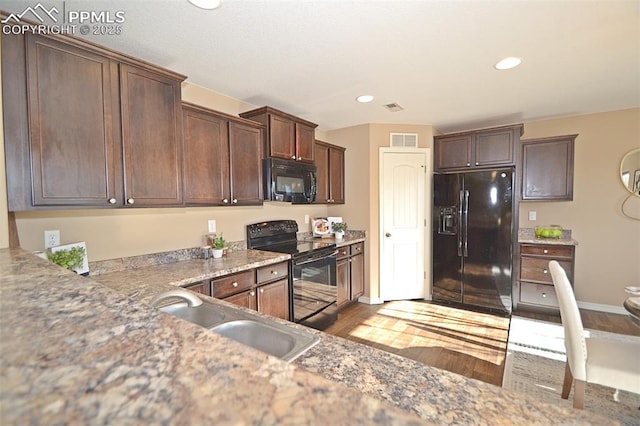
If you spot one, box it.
[542,292,547,298]
[260,288,264,294]
[543,249,549,254]
[250,291,255,297]
[271,270,278,275]
[543,269,548,274]
[232,282,238,288]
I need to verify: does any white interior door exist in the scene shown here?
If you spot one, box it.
[380,149,429,301]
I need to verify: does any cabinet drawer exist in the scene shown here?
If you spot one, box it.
[521,257,572,283]
[256,261,288,284]
[211,270,254,298]
[350,242,364,256]
[521,244,573,258]
[182,280,211,297]
[337,246,350,260]
[520,282,559,308]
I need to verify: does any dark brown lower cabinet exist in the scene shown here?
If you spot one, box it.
[204,262,290,321]
[182,280,211,297]
[337,242,365,309]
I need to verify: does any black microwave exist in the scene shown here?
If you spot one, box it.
[263,158,317,203]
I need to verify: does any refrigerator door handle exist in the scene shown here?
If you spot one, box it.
[463,190,469,257]
[457,190,464,257]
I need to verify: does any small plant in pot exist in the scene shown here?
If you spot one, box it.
[331,222,348,239]
[211,234,226,258]
[47,246,86,272]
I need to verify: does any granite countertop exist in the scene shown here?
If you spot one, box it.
[518,228,579,246]
[0,248,606,424]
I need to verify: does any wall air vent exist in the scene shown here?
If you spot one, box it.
[383,102,404,112]
[390,133,418,148]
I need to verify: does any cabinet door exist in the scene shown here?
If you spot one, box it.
[473,129,515,167]
[350,253,365,301]
[268,114,295,160]
[182,107,230,205]
[337,258,350,308]
[314,143,330,203]
[26,34,120,206]
[229,121,263,205]
[257,279,289,320]
[225,289,257,310]
[183,280,211,297]
[120,64,183,206]
[329,147,345,204]
[521,136,575,201]
[435,135,472,170]
[295,123,315,162]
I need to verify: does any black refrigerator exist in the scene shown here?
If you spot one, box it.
[432,169,514,314]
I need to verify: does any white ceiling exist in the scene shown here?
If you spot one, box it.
[4,0,639,132]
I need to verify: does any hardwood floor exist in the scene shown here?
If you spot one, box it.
[325,300,639,387]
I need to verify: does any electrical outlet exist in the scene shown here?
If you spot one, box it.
[528,211,537,221]
[208,220,216,233]
[304,214,309,224]
[44,230,60,249]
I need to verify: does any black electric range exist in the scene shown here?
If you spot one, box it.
[247,220,338,330]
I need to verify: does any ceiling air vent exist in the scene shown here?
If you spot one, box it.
[390,133,418,148]
[384,102,404,112]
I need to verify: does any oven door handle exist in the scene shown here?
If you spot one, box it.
[294,250,338,266]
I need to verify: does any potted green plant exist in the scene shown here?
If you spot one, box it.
[211,234,226,258]
[47,246,86,272]
[331,222,348,240]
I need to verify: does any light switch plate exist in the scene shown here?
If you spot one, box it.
[208,220,216,233]
[528,211,537,221]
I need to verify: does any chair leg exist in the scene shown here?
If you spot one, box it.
[573,380,586,409]
[561,362,573,400]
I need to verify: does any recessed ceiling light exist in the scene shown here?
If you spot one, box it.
[188,0,222,10]
[495,57,522,70]
[356,95,374,103]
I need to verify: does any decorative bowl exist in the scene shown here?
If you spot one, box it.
[535,225,563,239]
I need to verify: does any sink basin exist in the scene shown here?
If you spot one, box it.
[153,290,319,362]
[210,319,318,362]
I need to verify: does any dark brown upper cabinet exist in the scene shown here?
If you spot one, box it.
[2,30,186,210]
[521,135,577,201]
[239,106,317,163]
[434,124,523,172]
[120,64,184,207]
[314,140,345,204]
[182,103,264,206]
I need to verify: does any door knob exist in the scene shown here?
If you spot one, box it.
[108,198,117,204]
[385,232,392,237]
[127,198,135,205]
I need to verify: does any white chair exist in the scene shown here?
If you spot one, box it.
[548,260,640,408]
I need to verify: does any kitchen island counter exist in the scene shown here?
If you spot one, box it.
[1,248,605,424]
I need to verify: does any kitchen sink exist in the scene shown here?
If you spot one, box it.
[152,290,320,362]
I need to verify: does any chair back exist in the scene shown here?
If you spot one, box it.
[548,260,588,381]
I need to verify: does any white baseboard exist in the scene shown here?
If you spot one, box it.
[357,296,383,305]
[577,301,628,315]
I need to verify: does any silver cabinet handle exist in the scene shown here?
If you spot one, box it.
[232,282,238,288]
[385,232,392,237]
[291,155,296,159]
[127,198,135,205]
[271,270,278,275]
[543,269,548,274]
[542,292,547,298]
[260,288,264,294]
[222,198,229,204]
[543,249,549,254]
[108,198,117,204]
[475,162,479,165]
[466,163,471,167]
[250,291,255,297]
[232,199,238,204]
[297,157,302,160]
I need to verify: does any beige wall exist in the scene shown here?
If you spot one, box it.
[10,83,329,260]
[327,123,435,300]
[0,31,7,249]
[518,108,640,308]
